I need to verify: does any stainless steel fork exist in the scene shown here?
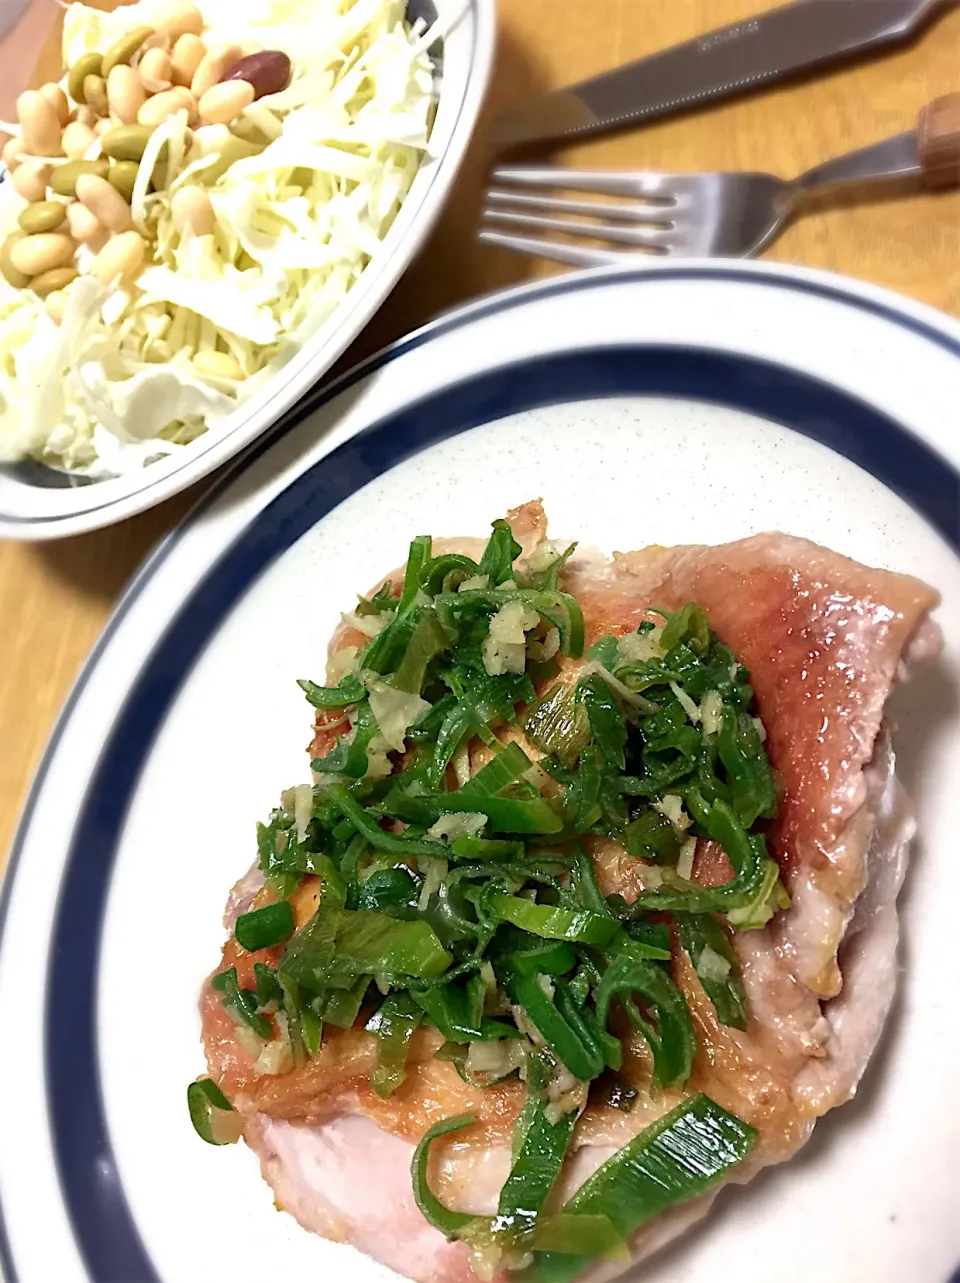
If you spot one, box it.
[480,93,960,266]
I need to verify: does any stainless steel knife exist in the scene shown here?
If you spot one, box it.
[490,0,958,149]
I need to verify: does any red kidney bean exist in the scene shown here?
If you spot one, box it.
[221,51,291,100]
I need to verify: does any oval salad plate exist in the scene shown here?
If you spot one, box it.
[0,0,493,538]
[0,261,958,1283]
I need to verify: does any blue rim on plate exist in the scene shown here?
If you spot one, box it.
[0,267,958,1283]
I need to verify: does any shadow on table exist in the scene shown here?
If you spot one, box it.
[29,486,201,601]
[796,173,953,223]
[31,24,550,600]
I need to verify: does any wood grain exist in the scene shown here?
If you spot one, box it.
[1,0,959,870]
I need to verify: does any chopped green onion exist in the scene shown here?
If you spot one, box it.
[411,974,516,1043]
[367,992,423,1097]
[524,541,577,592]
[323,976,369,1028]
[357,866,421,918]
[411,1114,479,1236]
[300,1003,323,1055]
[478,518,522,585]
[422,553,482,595]
[678,914,748,1030]
[524,683,589,766]
[280,908,452,993]
[659,603,710,655]
[397,534,433,614]
[456,741,531,797]
[437,587,585,659]
[508,972,604,1082]
[717,703,776,827]
[503,940,577,977]
[627,793,769,914]
[256,811,314,899]
[623,808,682,864]
[528,1213,627,1260]
[330,785,451,859]
[355,581,396,615]
[450,834,525,861]
[526,1094,756,1282]
[214,967,272,1038]
[725,856,791,930]
[253,962,283,1007]
[593,951,696,1088]
[297,673,366,709]
[235,901,296,952]
[493,1082,578,1240]
[491,894,620,946]
[392,613,450,694]
[383,788,563,836]
[187,1078,242,1146]
[585,634,620,668]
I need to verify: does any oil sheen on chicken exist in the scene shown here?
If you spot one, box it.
[200,502,941,1283]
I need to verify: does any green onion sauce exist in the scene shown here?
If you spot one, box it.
[190,519,789,1274]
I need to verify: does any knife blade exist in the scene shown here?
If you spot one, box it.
[490,0,954,149]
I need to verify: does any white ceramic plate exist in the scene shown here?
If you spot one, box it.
[1,261,958,1283]
[0,0,494,538]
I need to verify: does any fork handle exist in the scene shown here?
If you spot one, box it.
[795,93,960,197]
[918,93,960,188]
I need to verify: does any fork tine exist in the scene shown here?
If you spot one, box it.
[477,228,625,268]
[486,187,673,225]
[490,165,674,201]
[481,206,672,250]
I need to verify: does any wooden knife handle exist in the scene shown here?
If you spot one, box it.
[918,92,960,189]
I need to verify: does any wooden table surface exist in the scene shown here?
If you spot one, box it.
[1,0,959,870]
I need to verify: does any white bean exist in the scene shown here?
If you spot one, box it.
[138,86,196,128]
[66,200,106,246]
[90,230,146,282]
[171,185,214,235]
[198,80,254,126]
[62,120,96,159]
[191,44,242,99]
[17,91,62,157]
[9,232,76,276]
[38,83,70,126]
[76,173,133,232]
[107,65,147,124]
[151,0,204,41]
[170,34,206,87]
[2,135,25,172]
[11,161,52,202]
[138,48,173,93]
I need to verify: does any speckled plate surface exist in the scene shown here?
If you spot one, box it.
[1,261,958,1283]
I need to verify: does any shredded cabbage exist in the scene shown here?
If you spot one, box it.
[0,0,439,476]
